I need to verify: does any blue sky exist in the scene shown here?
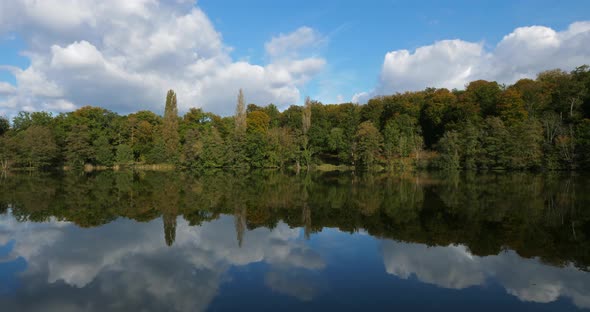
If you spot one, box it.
[0,0,589,116]
[199,0,590,97]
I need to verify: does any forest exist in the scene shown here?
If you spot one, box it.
[0,65,589,171]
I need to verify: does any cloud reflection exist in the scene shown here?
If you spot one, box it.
[381,240,590,308]
[0,213,325,311]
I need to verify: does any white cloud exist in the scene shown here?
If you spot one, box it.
[43,99,77,111]
[12,66,64,98]
[265,26,324,59]
[380,40,484,93]
[0,0,93,33]
[50,41,106,69]
[0,82,17,95]
[354,21,590,103]
[0,1,326,116]
[351,91,370,104]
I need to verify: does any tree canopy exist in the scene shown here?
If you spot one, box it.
[1,65,589,171]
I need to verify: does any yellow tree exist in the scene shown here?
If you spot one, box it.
[498,89,528,123]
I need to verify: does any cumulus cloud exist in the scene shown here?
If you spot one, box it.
[381,240,590,309]
[265,26,324,59]
[380,40,485,93]
[0,1,326,116]
[353,21,590,103]
[0,82,17,95]
[50,41,107,69]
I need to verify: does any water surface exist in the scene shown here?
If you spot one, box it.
[0,171,589,311]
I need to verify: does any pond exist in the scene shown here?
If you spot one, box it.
[0,171,589,311]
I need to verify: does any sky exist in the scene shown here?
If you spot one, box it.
[0,0,589,117]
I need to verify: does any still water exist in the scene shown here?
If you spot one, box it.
[0,171,589,311]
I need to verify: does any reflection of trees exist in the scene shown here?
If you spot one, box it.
[301,172,312,240]
[159,173,180,246]
[0,170,589,270]
[234,209,246,247]
[427,172,590,269]
[302,204,311,240]
[163,214,176,247]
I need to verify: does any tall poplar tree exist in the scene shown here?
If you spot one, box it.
[235,89,247,133]
[301,96,313,170]
[229,89,248,167]
[163,90,179,162]
[302,96,312,136]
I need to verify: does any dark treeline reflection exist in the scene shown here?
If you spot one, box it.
[1,171,589,270]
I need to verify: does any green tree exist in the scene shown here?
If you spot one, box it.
[383,114,423,158]
[0,135,16,171]
[511,78,551,117]
[116,144,134,165]
[235,89,247,134]
[420,88,456,147]
[327,127,348,162]
[146,136,167,164]
[576,119,590,168]
[335,103,360,164]
[464,80,502,117]
[162,90,179,162]
[0,117,9,135]
[181,128,202,167]
[480,117,510,169]
[354,121,382,168]
[94,135,114,166]
[246,131,270,168]
[509,119,543,169]
[132,114,160,161]
[263,104,281,128]
[303,97,312,136]
[12,112,33,132]
[200,127,226,168]
[498,89,528,123]
[279,105,303,131]
[436,131,461,170]
[19,126,58,168]
[65,125,94,167]
[229,89,249,168]
[267,127,297,168]
[246,111,272,167]
[301,96,313,169]
[458,121,481,169]
[247,111,270,134]
[361,98,384,126]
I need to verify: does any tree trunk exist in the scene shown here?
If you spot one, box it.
[570,98,576,119]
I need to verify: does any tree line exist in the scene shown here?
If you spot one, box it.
[1,65,589,171]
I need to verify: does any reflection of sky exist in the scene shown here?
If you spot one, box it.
[381,240,590,309]
[0,213,325,312]
[0,240,26,295]
[0,211,589,311]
